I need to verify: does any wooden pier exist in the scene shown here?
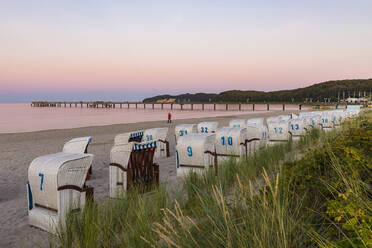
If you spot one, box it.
[30,101,319,111]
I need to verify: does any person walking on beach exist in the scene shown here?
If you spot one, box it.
[167,112,172,123]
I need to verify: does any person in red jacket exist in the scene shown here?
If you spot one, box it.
[167,112,172,123]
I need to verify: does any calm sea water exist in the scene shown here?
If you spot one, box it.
[0,103,301,133]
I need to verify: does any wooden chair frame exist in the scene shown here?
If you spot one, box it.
[110,145,159,194]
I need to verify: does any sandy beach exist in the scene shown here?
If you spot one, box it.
[0,110,300,247]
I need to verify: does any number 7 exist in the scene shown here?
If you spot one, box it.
[39,173,44,191]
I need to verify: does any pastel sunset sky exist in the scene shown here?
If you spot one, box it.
[1,0,371,102]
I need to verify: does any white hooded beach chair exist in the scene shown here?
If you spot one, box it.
[245,125,266,151]
[229,119,246,128]
[197,122,218,134]
[278,114,292,121]
[109,141,159,198]
[176,134,216,177]
[329,110,345,127]
[142,128,169,158]
[308,114,322,128]
[62,137,92,154]
[266,116,282,123]
[288,118,307,140]
[27,152,94,233]
[214,127,258,163]
[63,136,93,179]
[267,120,290,145]
[175,124,198,144]
[246,118,264,127]
[290,113,299,119]
[114,131,145,145]
[321,112,334,130]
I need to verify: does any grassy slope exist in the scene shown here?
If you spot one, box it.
[52,111,372,248]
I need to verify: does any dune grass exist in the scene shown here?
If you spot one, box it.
[51,111,372,248]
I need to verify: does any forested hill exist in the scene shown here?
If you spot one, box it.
[143,79,372,103]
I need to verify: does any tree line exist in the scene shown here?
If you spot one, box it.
[143,79,372,103]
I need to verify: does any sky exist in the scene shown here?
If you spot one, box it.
[0,0,372,102]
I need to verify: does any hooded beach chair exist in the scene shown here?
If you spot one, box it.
[197,121,218,134]
[214,127,259,163]
[288,118,307,140]
[245,124,266,151]
[109,141,159,198]
[267,120,290,145]
[320,112,334,131]
[229,119,246,128]
[27,152,94,232]
[174,124,198,144]
[62,136,92,154]
[141,128,169,158]
[114,131,144,145]
[63,136,93,179]
[176,133,216,177]
[246,118,265,127]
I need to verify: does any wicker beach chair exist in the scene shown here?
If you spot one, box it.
[174,124,198,144]
[142,128,169,158]
[197,121,218,134]
[176,133,216,177]
[229,119,246,128]
[63,136,93,179]
[109,141,159,198]
[27,152,94,232]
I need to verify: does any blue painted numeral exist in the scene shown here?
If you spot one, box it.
[221,136,233,146]
[187,146,193,157]
[274,127,283,134]
[200,127,208,133]
[39,173,44,191]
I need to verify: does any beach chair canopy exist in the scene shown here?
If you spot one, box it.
[197,122,218,134]
[277,114,292,121]
[110,141,158,197]
[288,118,307,136]
[245,125,263,140]
[142,127,169,158]
[176,133,216,168]
[328,110,343,125]
[114,131,144,145]
[246,118,264,127]
[229,119,246,128]
[28,152,93,211]
[267,120,290,141]
[320,112,334,128]
[142,128,168,142]
[346,105,361,112]
[62,137,92,154]
[266,116,282,124]
[215,127,248,156]
[245,124,267,152]
[175,124,198,141]
[309,114,322,127]
[111,141,157,169]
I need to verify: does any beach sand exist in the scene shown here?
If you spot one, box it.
[0,110,299,247]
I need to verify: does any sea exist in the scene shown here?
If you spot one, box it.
[0,103,301,133]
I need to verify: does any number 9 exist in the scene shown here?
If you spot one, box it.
[187,146,193,157]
